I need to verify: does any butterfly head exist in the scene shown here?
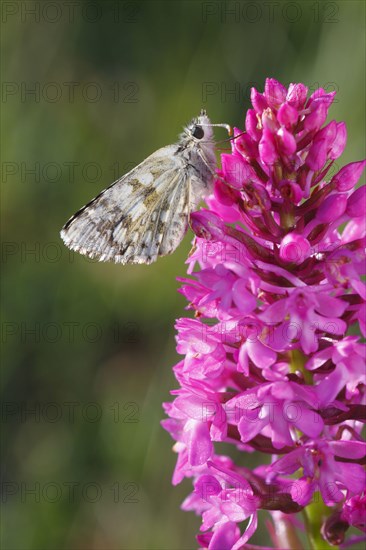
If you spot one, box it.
[184,111,214,143]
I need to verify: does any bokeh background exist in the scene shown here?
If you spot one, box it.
[2,1,365,549]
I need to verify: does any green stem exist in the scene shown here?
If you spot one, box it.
[280,208,295,230]
[290,349,313,384]
[271,511,304,549]
[303,494,338,550]
[290,353,335,549]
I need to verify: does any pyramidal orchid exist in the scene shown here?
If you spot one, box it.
[162,79,366,550]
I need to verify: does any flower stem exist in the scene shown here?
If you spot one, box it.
[303,494,338,550]
[270,511,304,549]
[290,355,335,550]
[290,349,313,384]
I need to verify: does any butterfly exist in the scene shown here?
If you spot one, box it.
[60,109,231,264]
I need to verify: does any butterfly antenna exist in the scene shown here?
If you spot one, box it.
[215,130,246,145]
[200,122,232,135]
[200,127,246,145]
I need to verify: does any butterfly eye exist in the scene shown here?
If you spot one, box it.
[192,125,204,139]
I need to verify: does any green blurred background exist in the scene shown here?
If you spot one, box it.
[1,1,365,549]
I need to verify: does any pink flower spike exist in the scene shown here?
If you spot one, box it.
[162,79,365,550]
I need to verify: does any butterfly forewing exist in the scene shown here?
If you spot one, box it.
[60,112,217,264]
[61,146,191,264]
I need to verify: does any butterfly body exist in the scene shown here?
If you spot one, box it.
[61,112,217,264]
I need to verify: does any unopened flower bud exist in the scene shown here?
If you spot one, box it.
[331,160,366,191]
[286,82,308,110]
[251,87,268,114]
[316,193,347,222]
[346,186,366,218]
[190,210,226,240]
[265,78,287,110]
[277,103,299,127]
[279,233,311,264]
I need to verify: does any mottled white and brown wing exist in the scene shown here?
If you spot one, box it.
[60,145,191,264]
